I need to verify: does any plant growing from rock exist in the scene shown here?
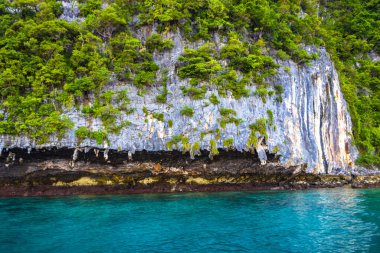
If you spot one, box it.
[145,34,174,53]
[223,138,234,150]
[247,118,268,152]
[190,142,201,159]
[209,94,220,105]
[166,134,182,150]
[209,139,219,160]
[218,108,242,129]
[180,105,194,117]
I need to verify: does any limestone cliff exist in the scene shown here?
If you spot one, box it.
[0,1,357,174]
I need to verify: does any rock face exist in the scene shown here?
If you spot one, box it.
[0,149,355,197]
[0,2,357,175]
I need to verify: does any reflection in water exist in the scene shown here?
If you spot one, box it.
[0,188,379,253]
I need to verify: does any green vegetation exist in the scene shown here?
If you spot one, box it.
[219,33,278,86]
[254,85,271,103]
[209,94,220,105]
[166,134,183,150]
[215,128,221,140]
[75,127,109,145]
[209,139,219,160]
[81,90,133,134]
[153,112,164,122]
[247,118,268,152]
[218,108,242,129]
[177,43,222,82]
[0,0,378,164]
[318,1,380,165]
[181,85,207,100]
[142,107,149,117]
[167,119,173,128]
[267,110,274,127]
[177,32,278,100]
[156,69,170,103]
[249,118,268,140]
[200,129,215,141]
[223,138,234,150]
[274,85,285,103]
[180,105,194,117]
[181,135,191,153]
[190,142,201,158]
[145,34,174,53]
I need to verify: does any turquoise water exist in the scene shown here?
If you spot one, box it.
[0,188,379,253]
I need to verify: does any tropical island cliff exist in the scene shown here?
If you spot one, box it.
[0,0,379,196]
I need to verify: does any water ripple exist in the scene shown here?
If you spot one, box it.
[0,188,379,253]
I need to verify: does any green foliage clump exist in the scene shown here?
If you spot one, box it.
[277,50,290,60]
[181,86,207,100]
[247,118,268,152]
[254,85,272,103]
[145,34,174,53]
[75,127,109,145]
[64,76,96,97]
[181,136,191,153]
[249,118,268,139]
[0,0,159,142]
[153,112,164,122]
[209,94,220,105]
[177,43,222,81]
[218,108,242,129]
[274,85,285,103]
[209,139,219,160]
[272,145,280,154]
[223,138,234,150]
[267,110,274,127]
[180,105,194,117]
[107,32,158,87]
[75,126,91,144]
[190,142,201,158]
[91,129,109,145]
[81,90,133,134]
[219,108,236,117]
[215,128,221,140]
[156,69,170,103]
[166,134,183,150]
[84,6,127,40]
[215,70,250,99]
[79,0,102,16]
[167,119,173,128]
[221,33,278,85]
[142,107,149,117]
[200,129,215,141]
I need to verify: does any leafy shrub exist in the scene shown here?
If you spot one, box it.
[145,34,174,53]
[223,138,234,150]
[166,134,183,150]
[177,43,222,81]
[218,108,242,129]
[209,94,220,105]
[153,112,164,122]
[180,105,194,117]
[209,139,219,160]
[190,142,201,158]
[181,85,207,100]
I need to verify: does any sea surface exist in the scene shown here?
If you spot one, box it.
[0,188,379,253]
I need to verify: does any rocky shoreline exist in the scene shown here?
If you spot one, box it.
[0,148,378,197]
